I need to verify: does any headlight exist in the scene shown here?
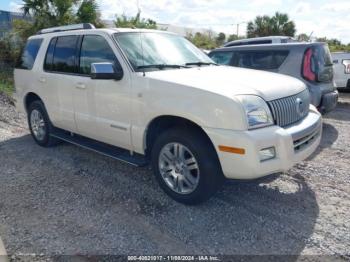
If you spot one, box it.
[236,95,274,129]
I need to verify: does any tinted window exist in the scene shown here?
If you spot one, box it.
[44,37,57,71]
[52,36,78,73]
[79,35,118,75]
[16,38,43,70]
[232,50,289,70]
[209,51,233,65]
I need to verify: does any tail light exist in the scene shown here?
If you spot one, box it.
[302,48,316,81]
[302,45,333,83]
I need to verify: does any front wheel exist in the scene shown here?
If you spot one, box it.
[151,128,224,205]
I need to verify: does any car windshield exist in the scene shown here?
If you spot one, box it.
[113,32,214,71]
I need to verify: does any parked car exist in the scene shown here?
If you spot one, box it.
[332,52,350,89]
[209,42,338,113]
[14,24,322,204]
[223,36,296,47]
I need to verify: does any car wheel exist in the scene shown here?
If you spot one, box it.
[28,100,60,147]
[151,127,224,205]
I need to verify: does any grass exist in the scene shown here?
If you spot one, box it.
[0,70,14,97]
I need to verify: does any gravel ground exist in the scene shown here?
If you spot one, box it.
[0,91,349,260]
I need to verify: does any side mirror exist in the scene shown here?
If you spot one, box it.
[91,62,123,80]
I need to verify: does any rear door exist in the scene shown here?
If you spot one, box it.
[42,35,80,132]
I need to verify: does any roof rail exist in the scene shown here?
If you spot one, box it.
[37,23,95,35]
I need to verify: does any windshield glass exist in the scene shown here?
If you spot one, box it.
[114,32,213,71]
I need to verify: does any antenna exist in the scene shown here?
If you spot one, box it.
[308,31,314,42]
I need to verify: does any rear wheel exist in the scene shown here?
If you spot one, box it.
[28,100,60,147]
[151,128,224,205]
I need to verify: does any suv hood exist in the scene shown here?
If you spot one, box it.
[145,66,306,101]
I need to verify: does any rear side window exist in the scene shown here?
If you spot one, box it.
[79,35,119,75]
[44,37,57,71]
[16,38,43,70]
[51,36,79,73]
[209,51,233,65]
[232,50,289,70]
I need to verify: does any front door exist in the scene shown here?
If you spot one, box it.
[74,34,132,150]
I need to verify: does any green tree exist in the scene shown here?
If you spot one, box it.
[114,11,157,29]
[186,32,216,50]
[297,33,310,42]
[21,0,102,31]
[227,34,244,42]
[76,0,104,27]
[247,12,296,38]
[215,32,226,46]
[315,37,350,52]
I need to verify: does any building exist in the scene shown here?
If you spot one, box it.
[0,9,31,38]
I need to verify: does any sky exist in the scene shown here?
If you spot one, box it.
[2,0,350,44]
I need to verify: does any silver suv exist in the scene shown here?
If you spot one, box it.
[209,42,338,113]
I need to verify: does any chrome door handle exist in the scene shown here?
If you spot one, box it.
[76,83,86,89]
[39,77,46,83]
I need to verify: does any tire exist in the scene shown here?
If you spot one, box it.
[27,100,60,147]
[151,127,224,205]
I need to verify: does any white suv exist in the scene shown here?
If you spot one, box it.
[14,24,322,204]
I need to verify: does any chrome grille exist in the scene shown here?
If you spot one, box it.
[268,89,310,127]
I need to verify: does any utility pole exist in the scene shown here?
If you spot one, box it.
[234,21,248,37]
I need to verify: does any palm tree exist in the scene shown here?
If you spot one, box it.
[247,12,296,38]
[21,0,101,29]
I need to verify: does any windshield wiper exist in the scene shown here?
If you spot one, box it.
[137,64,189,70]
[185,62,218,66]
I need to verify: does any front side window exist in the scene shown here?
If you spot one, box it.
[114,32,213,71]
[52,35,79,73]
[232,50,289,70]
[79,35,119,75]
[16,38,43,70]
[209,51,233,65]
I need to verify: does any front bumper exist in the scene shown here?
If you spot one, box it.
[204,107,322,179]
[319,90,338,114]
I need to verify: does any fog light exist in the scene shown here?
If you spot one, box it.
[259,147,276,162]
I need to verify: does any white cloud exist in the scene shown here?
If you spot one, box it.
[9,1,23,12]
[321,1,350,12]
[249,0,282,7]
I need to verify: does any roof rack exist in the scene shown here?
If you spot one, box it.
[37,23,95,35]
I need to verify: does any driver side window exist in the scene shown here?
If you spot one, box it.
[79,35,120,75]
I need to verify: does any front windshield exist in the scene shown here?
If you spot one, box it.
[114,32,214,71]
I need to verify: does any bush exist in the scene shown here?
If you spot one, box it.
[0,68,14,96]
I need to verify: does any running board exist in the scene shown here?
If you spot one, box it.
[50,129,148,167]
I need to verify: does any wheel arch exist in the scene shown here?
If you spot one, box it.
[144,115,218,159]
[24,92,43,113]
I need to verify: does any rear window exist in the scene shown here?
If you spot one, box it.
[51,35,79,73]
[231,50,289,70]
[209,51,234,65]
[315,44,333,66]
[16,38,43,70]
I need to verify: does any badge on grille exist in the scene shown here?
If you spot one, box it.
[296,97,306,117]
